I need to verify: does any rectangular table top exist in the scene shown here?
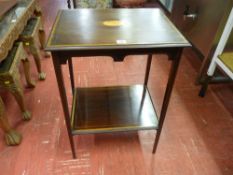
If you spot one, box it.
[46,8,190,51]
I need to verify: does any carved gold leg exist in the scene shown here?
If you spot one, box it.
[21,47,36,88]
[0,97,22,145]
[38,29,46,49]
[37,17,45,49]
[9,74,31,121]
[38,29,50,57]
[35,11,50,57]
[34,6,43,24]
[28,39,46,80]
[21,58,36,88]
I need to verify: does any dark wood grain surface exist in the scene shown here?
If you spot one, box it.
[71,85,158,134]
[46,8,190,51]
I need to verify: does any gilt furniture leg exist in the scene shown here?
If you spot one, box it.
[8,73,31,121]
[20,46,36,88]
[0,97,22,145]
[34,6,44,26]
[37,17,46,49]
[38,28,46,49]
[38,29,50,57]
[28,38,46,80]
[21,58,36,88]
[34,9,50,57]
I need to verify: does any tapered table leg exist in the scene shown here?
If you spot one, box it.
[51,53,77,159]
[144,54,153,86]
[199,75,212,97]
[68,59,75,95]
[153,48,183,153]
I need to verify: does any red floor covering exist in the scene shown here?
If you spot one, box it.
[0,0,233,174]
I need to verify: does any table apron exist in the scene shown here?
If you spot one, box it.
[50,47,185,64]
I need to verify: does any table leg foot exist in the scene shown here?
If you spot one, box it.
[38,72,46,80]
[5,130,22,146]
[22,110,31,121]
[44,51,50,58]
[199,76,212,97]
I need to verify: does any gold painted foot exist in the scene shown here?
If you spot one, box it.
[38,72,46,80]
[44,51,50,58]
[5,130,22,146]
[22,110,31,121]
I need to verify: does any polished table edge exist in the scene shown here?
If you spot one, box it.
[45,9,191,51]
[45,43,191,52]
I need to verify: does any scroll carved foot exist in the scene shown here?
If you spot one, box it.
[5,130,22,146]
[22,110,31,121]
[38,72,46,80]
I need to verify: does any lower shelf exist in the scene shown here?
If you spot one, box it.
[71,85,158,134]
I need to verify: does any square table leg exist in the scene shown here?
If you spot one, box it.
[51,53,77,158]
[144,54,153,86]
[68,59,75,95]
[153,48,183,153]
